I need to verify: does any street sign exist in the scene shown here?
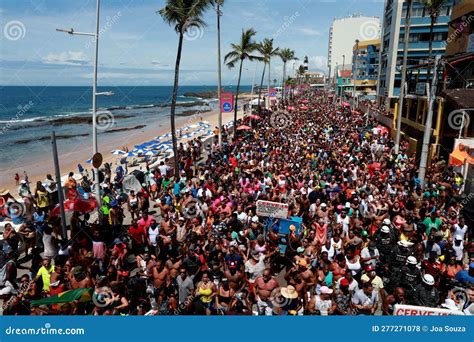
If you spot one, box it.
[415,82,426,96]
[269,87,276,98]
[220,92,234,112]
[92,153,103,168]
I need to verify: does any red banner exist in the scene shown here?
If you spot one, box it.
[220,92,234,113]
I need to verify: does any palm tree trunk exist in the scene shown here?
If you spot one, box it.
[282,62,287,101]
[267,59,271,109]
[257,62,266,113]
[170,31,184,181]
[426,15,435,84]
[233,58,243,140]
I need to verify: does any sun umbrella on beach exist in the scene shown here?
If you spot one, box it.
[111,149,126,155]
[145,150,158,156]
[237,125,252,131]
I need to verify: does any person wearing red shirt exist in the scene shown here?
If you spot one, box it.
[128,219,147,255]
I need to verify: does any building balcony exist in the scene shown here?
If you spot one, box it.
[398,41,447,50]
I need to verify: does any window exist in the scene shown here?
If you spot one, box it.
[412,7,424,17]
[433,32,446,41]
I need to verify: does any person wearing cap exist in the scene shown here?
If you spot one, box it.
[351,282,378,315]
[375,225,396,265]
[452,234,465,262]
[412,274,439,307]
[390,256,422,299]
[334,278,352,315]
[307,286,335,315]
[361,265,385,302]
[387,240,413,271]
[455,262,474,286]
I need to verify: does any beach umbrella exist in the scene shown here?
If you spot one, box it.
[145,150,157,156]
[125,152,136,157]
[287,106,296,111]
[50,197,98,217]
[237,125,252,131]
[86,158,92,164]
[249,114,262,120]
[111,149,126,155]
[300,106,309,110]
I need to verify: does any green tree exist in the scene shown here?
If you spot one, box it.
[224,28,261,139]
[278,48,298,101]
[158,0,212,180]
[256,38,279,112]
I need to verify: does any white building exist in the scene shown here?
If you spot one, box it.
[327,14,381,80]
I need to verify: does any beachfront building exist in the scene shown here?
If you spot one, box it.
[352,39,381,98]
[441,0,474,194]
[376,0,455,157]
[327,14,381,80]
[377,0,454,106]
[336,68,353,97]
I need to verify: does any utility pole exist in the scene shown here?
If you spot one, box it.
[352,40,359,111]
[418,55,441,188]
[51,131,68,247]
[395,0,413,154]
[216,0,223,147]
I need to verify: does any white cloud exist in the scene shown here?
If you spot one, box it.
[298,28,322,36]
[42,51,90,66]
[311,55,328,72]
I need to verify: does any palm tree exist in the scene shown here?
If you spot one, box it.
[256,38,279,112]
[224,28,261,139]
[278,48,298,101]
[159,0,212,180]
[421,0,447,83]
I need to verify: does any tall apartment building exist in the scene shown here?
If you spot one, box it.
[327,14,381,80]
[377,0,454,108]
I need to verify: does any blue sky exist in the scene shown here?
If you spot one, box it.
[0,0,384,86]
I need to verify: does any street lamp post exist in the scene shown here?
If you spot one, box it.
[215,1,223,147]
[56,0,112,214]
[352,40,359,111]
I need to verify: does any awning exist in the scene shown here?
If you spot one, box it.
[450,145,474,166]
[441,88,474,108]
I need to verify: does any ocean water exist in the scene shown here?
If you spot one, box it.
[0,85,250,166]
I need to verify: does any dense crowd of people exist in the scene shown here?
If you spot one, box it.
[1,90,472,316]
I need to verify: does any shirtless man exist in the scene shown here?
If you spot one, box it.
[151,259,169,289]
[69,266,93,290]
[254,268,280,315]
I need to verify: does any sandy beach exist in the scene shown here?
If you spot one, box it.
[0,104,246,197]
